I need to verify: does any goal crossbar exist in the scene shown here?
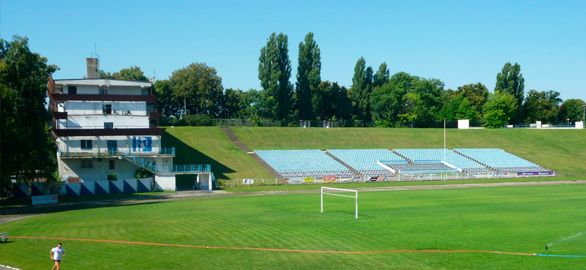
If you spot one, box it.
[320,187,358,219]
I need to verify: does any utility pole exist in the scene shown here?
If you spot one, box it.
[443,119,446,161]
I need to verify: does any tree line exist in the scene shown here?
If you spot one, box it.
[148,32,584,128]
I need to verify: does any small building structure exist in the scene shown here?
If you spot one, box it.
[47,58,211,193]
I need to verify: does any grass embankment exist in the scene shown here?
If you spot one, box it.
[163,127,585,191]
[1,184,585,269]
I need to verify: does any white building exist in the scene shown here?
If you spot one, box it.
[48,58,212,192]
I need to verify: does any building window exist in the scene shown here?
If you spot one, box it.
[102,103,112,114]
[104,122,114,129]
[141,88,150,96]
[68,86,77,94]
[107,140,117,153]
[80,140,92,150]
[81,160,93,168]
[109,159,115,170]
[99,86,108,95]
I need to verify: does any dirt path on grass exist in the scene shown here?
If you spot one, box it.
[10,235,536,257]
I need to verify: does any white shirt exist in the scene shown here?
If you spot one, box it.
[51,246,64,260]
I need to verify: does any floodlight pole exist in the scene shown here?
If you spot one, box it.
[443,119,446,161]
[355,189,358,220]
[320,187,324,213]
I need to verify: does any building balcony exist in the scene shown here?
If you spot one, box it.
[59,147,176,159]
[50,93,156,103]
[53,127,165,137]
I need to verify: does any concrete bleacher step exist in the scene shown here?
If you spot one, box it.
[250,152,284,180]
[324,151,361,177]
[452,150,496,172]
[392,150,413,163]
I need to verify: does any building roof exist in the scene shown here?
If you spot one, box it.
[54,79,152,88]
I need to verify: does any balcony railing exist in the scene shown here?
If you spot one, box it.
[60,147,176,158]
[173,164,212,173]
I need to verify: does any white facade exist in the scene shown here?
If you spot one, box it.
[51,77,176,188]
[49,61,211,192]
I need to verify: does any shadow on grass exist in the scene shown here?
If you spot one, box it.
[162,131,234,180]
[0,194,166,216]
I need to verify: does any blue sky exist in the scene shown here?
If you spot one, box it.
[2,0,585,100]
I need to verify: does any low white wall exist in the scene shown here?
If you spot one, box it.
[155,175,176,191]
[457,119,470,129]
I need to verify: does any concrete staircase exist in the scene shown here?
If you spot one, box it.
[324,151,361,178]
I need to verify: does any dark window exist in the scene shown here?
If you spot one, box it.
[80,140,92,150]
[68,86,77,94]
[81,160,93,168]
[102,104,112,114]
[109,159,115,170]
[141,88,150,96]
[107,140,117,153]
[104,122,114,129]
[99,86,108,95]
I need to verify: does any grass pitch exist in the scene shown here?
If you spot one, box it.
[1,184,586,269]
[163,127,586,183]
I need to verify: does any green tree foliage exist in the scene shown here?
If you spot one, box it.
[0,36,57,196]
[295,32,321,120]
[259,33,293,121]
[558,99,586,122]
[373,62,390,88]
[218,88,248,119]
[495,62,525,123]
[522,90,562,124]
[456,83,489,116]
[169,63,223,117]
[350,57,374,122]
[438,95,477,121]
[99,66,149,82]
[482,92,518,128]
[153,79,179,120]
[371,72,443,127]
[314,81,352,121]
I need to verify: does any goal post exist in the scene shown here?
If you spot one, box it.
[320,187,358,219]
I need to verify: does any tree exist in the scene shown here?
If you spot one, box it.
[99,66,149,82]
[169,63,223,117]
[438,95,478,121]
[153,79,179,120]
[314,81,352,121]
[373,62,389,88]
[495,62,524,123]
[371,72,443,127]
[456,83,489,116]
[350,57,373,122]
[295,32,321,120]
[0,36,57,196]
[559,99,586,122]
[218,88,247,119]
[399,78,444,127]
[522,90,561,124]
[111,66,149,81]
[482,92,518,128]
[259,33,293,121]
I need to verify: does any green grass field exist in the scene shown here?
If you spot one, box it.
[162,127,586,188]
[2,184,586,269]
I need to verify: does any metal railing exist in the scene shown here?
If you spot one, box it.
[60,147,176,158]
[173,164,211,173]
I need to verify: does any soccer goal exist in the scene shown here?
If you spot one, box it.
[320,187,358,219]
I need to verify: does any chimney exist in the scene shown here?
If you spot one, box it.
[86,58,99,79]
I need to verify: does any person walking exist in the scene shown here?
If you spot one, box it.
[50,242,65,270]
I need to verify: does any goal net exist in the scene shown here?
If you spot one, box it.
[320,187,358,219]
